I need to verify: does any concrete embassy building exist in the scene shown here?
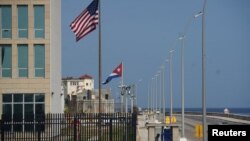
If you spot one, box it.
[0,0,62,117]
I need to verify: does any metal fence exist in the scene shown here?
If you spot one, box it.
[0,113,137,141]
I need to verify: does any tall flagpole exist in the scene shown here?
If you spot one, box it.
[98,0,102,140]
[98,0,102,114]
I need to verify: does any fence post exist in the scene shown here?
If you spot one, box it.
[74,116,77,141]
[1,118,4,141]
[38,116,41,141]
[132,113,137,141]
[109,118,112,141]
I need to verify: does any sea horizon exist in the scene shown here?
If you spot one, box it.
[142,107,250,116]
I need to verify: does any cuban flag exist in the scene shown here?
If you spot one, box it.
[102,63,123,85]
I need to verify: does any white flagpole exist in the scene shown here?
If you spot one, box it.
[98,0,102,140]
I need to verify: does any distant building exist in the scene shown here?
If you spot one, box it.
[62,74,94,100]
[77,88,114,113]
[62,75,114,113]
[0,0,63,119]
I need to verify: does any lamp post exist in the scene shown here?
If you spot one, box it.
[125,85,131,113]
[164,59,169,123]
[130,85,135,113]
[169,50,174,119]
[202,1,207,140]
[151,77,154,113]
[120,86,125,113]
[179,35,185,138]
[135,79,142,106]
[148,81,150,114]
[161,65,165,123]
[177,9,205,139]
[120,85,132,113]
[193,1,207,140]
[155,74,159,112]
[157,71,161,113]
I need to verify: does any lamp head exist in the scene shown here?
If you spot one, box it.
[194,12,203,18]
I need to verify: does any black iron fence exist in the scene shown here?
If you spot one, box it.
[0,113,137,141]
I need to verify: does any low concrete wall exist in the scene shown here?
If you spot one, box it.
[174,111,250,121]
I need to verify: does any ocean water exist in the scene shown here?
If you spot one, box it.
[163,108,250,116]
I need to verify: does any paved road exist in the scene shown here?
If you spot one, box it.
[176,114,250,141]
[137,114,250,141]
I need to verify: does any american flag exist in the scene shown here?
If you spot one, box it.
[70,0,99,41]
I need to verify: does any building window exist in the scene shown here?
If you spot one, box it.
[0,5,12,38]
[18,44,28,77]
[18,5,28,38]
[2,93,45,131]
[70,81,78,86]
[34,44,45,77]
[34,5,44,38]
[0,44,12,77]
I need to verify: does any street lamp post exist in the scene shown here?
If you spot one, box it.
[125,86,131,113]
[120,86,125,113]
[169,50,174,119]
[161,65,165,123]
[135,79,142,107]
[164,59,169,123]
[193,1,207,141]
[151,77,154,113]
[157,71,161,113]
[202,1,207,141]
[148,81,150,114]
[179,35,185,138]
[176,9,205,139]
[155,74,158,112]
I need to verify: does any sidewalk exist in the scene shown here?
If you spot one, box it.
[137,115,148,141]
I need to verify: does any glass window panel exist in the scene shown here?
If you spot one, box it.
[34,44,45,77]
[18,5,28,38]
[24,94,33,102]
[35,94,44,102]
[35,69,45,77]
[18,45,28,77]
[3,104,12,131]
[1,45,12,77]
[3,104,12,115]
[19,30,28,38]
[34,5,44,38]
[24,96,35,131]
[25,104,34,115]
[3,94,12,102]
[13,104,23,131]
[35,30,44,38]
[14,94,23,102]
[35,104,44,113]
[19,69,28,77]
[14,104,23,114]
[2,69,11,77]
[2,45,12,67]
[1,5,12,38]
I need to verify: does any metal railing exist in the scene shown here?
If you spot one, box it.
[1,113,137,141]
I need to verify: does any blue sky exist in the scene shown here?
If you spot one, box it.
[62,0,250,108]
